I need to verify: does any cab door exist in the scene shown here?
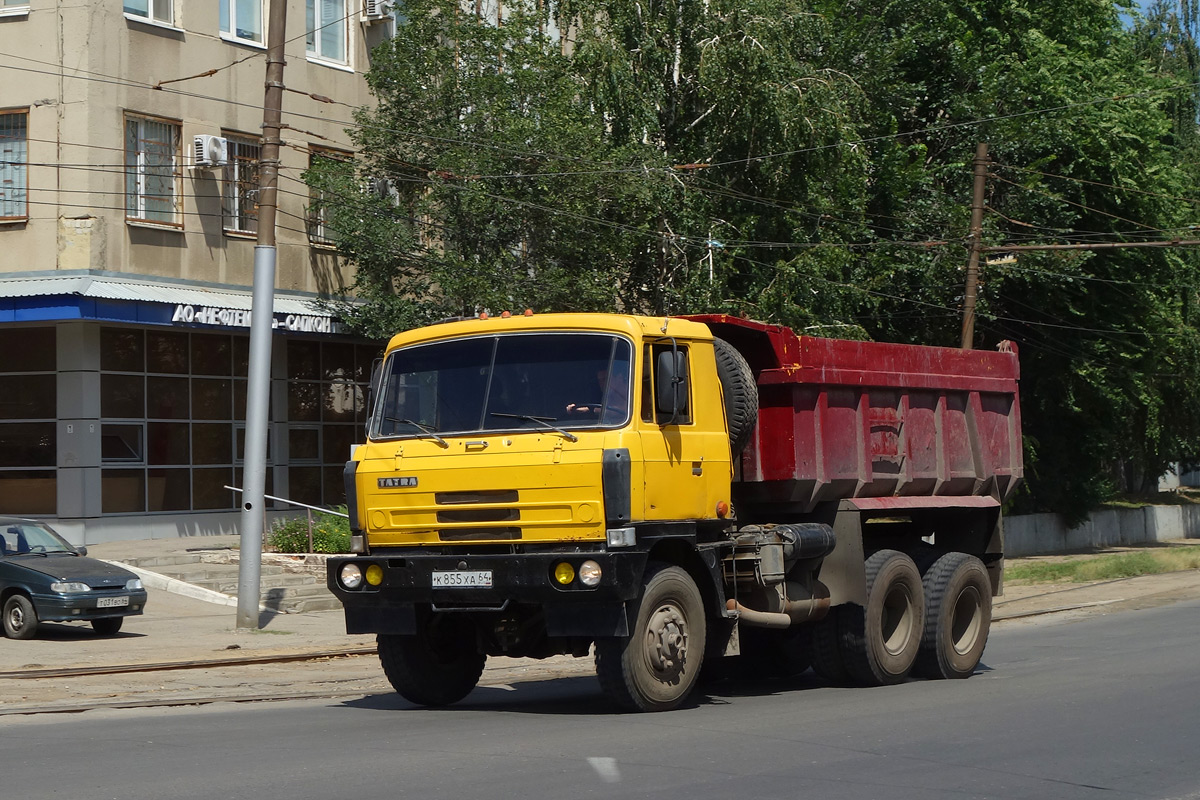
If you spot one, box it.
[637,340,731,522]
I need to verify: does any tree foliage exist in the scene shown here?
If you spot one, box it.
[311,0,1200,523]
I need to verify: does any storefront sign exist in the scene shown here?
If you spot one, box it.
[170,304,343,334]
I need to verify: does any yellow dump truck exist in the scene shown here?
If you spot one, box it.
[327,312,1022,711]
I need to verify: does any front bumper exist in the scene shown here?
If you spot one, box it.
[327,549,649,637]
[31,590,149,623]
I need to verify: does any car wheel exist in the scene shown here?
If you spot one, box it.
[91,617,124,636]
[3,594,38,640]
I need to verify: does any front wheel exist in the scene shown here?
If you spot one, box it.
[91,617,124,636]
[596,564,706,712]
[3,594,38,640]
[377,613,486,707]
[914,552,992,680]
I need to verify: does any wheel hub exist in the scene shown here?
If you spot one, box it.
[645,604,688,675]
[9,606,24,629]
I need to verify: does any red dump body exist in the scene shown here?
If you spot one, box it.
[688,315,1023,514]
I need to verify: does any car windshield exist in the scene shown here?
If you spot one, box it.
[371,332,634,439]
[0,522,76,556]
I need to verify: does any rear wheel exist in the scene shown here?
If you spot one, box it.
[914,552,991,679]
[3,594,38,640]
[377,612,486,707]
[596,563,706,712]
[842,550,925,686]
[91,617,124,636]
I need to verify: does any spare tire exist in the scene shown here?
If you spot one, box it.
[713,337,758,456]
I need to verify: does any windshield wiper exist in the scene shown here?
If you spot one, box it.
[386,417,450,448]
[490,412,578,442]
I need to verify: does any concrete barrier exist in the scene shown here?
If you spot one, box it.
[1005,504,1200,556]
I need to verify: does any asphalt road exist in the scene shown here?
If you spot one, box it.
[4,596,1199,800]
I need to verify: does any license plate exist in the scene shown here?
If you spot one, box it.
[96,596,130,608]
[431,571,492,588]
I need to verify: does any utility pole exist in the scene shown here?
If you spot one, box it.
[960,142,989,350]
[237,0,287,629]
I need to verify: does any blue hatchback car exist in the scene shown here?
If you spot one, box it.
[1,517,148,639]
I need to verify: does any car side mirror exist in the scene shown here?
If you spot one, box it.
[75,545,88,556]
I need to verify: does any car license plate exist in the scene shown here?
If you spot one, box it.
[431,570,492,588]
[96,596,130,608]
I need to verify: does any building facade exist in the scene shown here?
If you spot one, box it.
[0,1,397,542]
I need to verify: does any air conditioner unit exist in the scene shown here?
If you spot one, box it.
[363,0,393,22]
[193,135,229,169]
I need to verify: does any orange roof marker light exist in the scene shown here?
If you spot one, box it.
[524,309,533,316]
[479,312,489,320]
[501,310,512,318]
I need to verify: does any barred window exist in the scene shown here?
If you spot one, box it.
[223,134,261,235]
[125,114,182,226]
[0,110,27,221]
[307,147,351,247]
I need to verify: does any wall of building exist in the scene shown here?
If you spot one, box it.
[2,0,384,293]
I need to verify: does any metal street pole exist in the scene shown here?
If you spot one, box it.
[237,0,287,628]
[960,142,989,350]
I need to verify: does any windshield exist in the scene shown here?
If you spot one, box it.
[371,333,634,439]
[1,522,76,556]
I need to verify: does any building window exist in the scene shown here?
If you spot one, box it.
[0,327,55,515]
[220,0,264,45]
[0,110,26,221]
[307,147,351,247]
[99,328,252,514]
[223,134,261,235]
[286,339,376,507]
[125,114,182,227]
[0,0,30,18]
[306,0,348,65]
[124,0,173,25]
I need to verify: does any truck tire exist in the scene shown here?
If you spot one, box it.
[810,607,851,684]
[713,337,758,456]
[595,563,706,712]
[734,625,812,680]
[913,552,991,680]
[842,550,924,686]
[377,615,486,707]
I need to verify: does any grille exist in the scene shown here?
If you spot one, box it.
[438,527,522,542]
[435,490,520,505]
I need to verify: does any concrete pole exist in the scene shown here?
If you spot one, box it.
[237,0,287,628]
[960,142,989,350]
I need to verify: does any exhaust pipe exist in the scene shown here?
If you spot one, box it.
[726,581,831,629]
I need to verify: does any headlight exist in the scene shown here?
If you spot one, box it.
[125,578,143,591]
[339,563,364,590]
[51,581,91,593]
[365,564,384,586]
[553,562,575,585]
[578,560,602,587]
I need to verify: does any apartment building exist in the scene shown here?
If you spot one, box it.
[0,1,397,542]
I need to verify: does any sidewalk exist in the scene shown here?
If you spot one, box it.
[2,537,1198,715]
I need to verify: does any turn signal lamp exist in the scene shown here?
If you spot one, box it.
[716,500,730,518]
[553,562,575,585]
[365,564,384,586]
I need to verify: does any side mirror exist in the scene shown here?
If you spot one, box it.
[365,357,383,437]
[655,349,687,424]
[76,545,88,556]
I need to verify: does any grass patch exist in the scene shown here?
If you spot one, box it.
[1007,546,1200,584]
